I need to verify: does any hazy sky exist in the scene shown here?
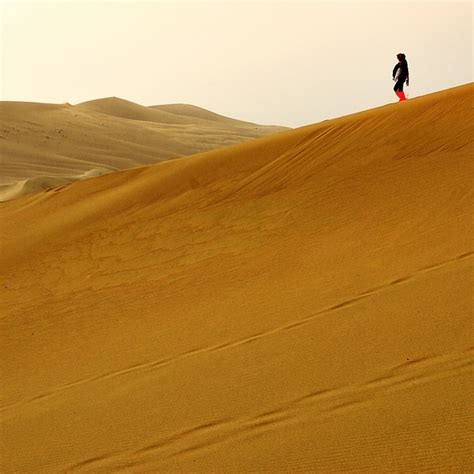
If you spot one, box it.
[1,0,472,127]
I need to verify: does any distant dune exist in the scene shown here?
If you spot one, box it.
[0,97,286,201]
[151,103,263,126]
[0,84,473,471]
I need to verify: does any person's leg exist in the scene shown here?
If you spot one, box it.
[394,81,401,99]
[394,79,406,101]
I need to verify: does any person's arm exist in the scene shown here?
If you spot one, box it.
[406,66,410,86]
[392,63,400,79]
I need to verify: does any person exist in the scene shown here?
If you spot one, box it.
[392,53,409,101]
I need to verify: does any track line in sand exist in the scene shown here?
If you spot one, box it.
[65,347,473,471]
[1,251,472,415]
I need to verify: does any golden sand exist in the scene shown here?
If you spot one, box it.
[0,98,285,201]
[0,84,473,471]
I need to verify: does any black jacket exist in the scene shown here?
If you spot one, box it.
[393,59,409,82]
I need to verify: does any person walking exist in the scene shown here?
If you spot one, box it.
[393,53,409,101]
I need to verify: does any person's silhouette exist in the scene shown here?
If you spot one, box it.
[393,53,410,101]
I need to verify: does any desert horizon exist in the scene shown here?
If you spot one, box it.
[0,97,287,201]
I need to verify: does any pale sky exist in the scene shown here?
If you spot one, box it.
[1,0,472,127]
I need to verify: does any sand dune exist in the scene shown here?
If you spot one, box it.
[0,83,473,472]
[151,103,262,126]
[0,98,286,201]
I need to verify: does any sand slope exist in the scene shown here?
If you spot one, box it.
[0,83,473,472]
[0,98,285,201]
